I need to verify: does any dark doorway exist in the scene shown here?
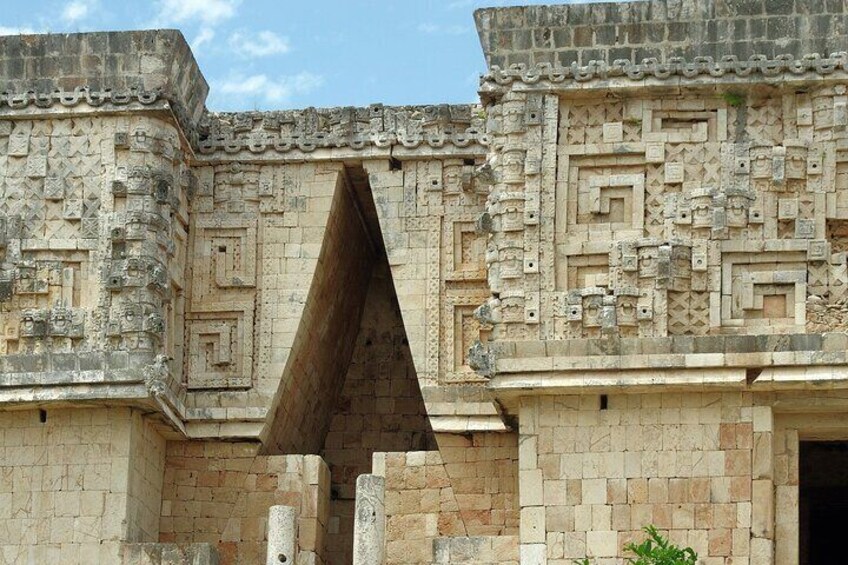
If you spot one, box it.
[799,441,848,564]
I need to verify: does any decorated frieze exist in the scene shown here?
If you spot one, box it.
[197,104,489,155]
[479,53,848,94]
[477,84,848,348]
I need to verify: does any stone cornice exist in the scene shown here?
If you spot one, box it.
[0,87,162,110]
[196,126,490,156]
[197,105,490,156]
[0,86,201,151]
[480,52,848,94]
[0,90,491,158]
[489,333,848,378]
[0,86,160,109]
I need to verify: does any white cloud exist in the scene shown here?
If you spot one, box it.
[154,0,241,27]
[417,23,469,35]
[62,0,91,23]
[229,30,290,57]
[0,25,38,35]
[192,27,215,52]
[214,72,324,108]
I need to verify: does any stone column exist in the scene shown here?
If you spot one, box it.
[353,474,386,565]
[267,505,297,565]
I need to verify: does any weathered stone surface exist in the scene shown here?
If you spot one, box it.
[475,0,848,70]
[267,506,297,565]
[352,475,385,565]
[0,30,208,128]
[1,1,848,564]
[121,542,219,565]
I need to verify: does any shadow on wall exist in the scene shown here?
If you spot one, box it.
[261,166,377,456]
[319,252,437,565]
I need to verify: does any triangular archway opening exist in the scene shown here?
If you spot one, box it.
[261,163,436,564]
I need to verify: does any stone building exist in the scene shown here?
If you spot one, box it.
[1,0,847,563]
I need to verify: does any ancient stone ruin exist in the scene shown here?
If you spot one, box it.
[1,0,848,563]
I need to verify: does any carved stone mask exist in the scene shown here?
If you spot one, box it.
[750,148,771,178]
[785,148,807,179]
[503,104,524,133]
[671,247,691,280]
[123,306,142,331]
[52,313,68,329]
[638,246,658,279]
[725,195,750,228]
[691,195,712,229]
[582,295,603,327]
[501,149,525,184]
[617,295,638,326]
[444,167,460,190]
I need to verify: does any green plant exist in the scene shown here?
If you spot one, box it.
[722,91,745,107]
[573,525,698,565]
[623,525,697,565]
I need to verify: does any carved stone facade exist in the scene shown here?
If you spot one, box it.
[2,1,848,564]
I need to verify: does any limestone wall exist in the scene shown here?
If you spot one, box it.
[363,156,507,436]
[517,393,772,563]
[127,410,168,543]
[475,0,848,69]
[159,442,330,565]
[0,407,165,563]
[0,31,208,128]
[482,87,848,351]
[320,262,436,565]
[186,162,358,441]
[3,4,848,563]
[434,433,519,537]
[261,165,374,454]
[380,437,519,564]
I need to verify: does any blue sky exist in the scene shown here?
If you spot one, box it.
[0,0,603,111]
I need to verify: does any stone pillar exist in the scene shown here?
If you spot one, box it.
[353,474,386,565]
[267,505,297,565]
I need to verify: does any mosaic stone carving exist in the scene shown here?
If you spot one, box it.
[483,85,848,342]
